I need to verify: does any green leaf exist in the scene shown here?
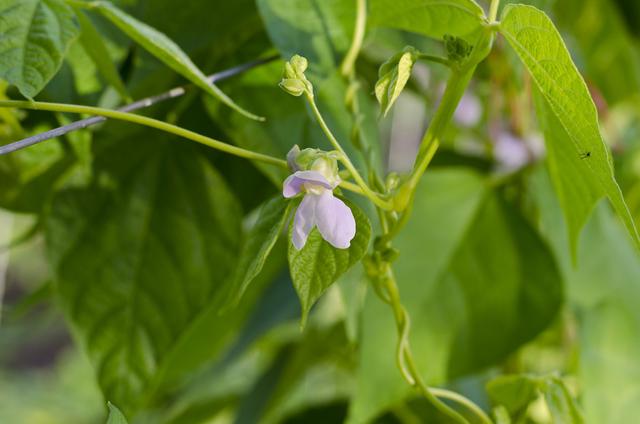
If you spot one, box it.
[106,402,128,424]
[493,406,512,424]
[255,0,382,172]
[486,375,542,420]
[223,196,292,308]
[368,0,486,41]
[500,4,640,251]
[487,374,583,424]
[349,170,563,423]
[288,199,371,328]
[533,90,602,258]
[543,377,584,424]
[75,10,130,100]
[375,47,418,117]
[46,139,243,414]
[554,0,640,102]
[0,0,79,98]
[256,0,355,77]
[93,1,262,121]
[531,168,640,424]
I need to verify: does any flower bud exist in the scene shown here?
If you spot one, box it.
[280,55,313,97]
[290,54,308,75]
[310,155,340,187]
[279,78,306,96]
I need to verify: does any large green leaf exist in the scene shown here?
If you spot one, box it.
[500,4,640,251]
[531,168,640,424]
[0,0,79,98]
[75,10,129,100]
[46,138,243,415]
[348,169,563,423]
[256,0,355,77]
[288,199,371,328]
[93,1,261,120]
[139,0,263,55]
[368,0,486,41]
[223,196,291,308]
[533,90,602,258]
[254,0,381,173]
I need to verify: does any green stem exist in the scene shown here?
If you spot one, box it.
[430,388,494,424]
[306,96,393,210]
[380,272,470,424]
[0,100,372,198]
[0,100,285,166]
[65,0,95,9]
[489,0,500,23]
[417,53,452,68]
[405,68,474,196]
[340,0,367,77]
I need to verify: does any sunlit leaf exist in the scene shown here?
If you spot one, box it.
[375,47,418,117]
[500,4,640,251]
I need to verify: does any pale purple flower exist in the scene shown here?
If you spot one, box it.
[283,171,356,250]
[454,93,482,127]
[494,132,531,172]
[287,145,301,171]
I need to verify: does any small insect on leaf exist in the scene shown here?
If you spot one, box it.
[579,151,592,159]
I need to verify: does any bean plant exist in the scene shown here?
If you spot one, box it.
[0,0,639,423]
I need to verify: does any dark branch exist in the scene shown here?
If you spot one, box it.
[0,55,279,155]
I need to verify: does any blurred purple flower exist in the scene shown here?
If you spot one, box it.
[454,93,482,127]
[493,131,545,172]
[283,170,356,250]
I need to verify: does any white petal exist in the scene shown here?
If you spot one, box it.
[292,194,317,250]
[314,191,356,249]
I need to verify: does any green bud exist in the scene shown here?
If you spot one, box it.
[290,54,308,74]
[444,35,473,63]
[279,78,306,96]
[381,247,400,263]
[280,54,313,97]
[284,62,297,79]
[310,155,340,186]
[293,148,320,170]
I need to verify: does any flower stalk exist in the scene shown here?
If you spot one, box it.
[305,95,393,211]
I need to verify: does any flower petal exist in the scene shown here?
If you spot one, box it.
[287,145,301,171]
[314,191,356,249]
[292,194,317,250]
[282,171,332,198]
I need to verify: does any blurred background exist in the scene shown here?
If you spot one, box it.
[1,0,640,423]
